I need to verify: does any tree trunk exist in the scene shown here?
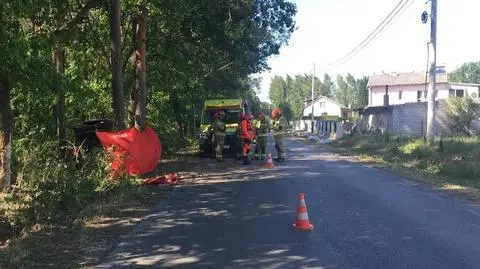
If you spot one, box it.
[0,78,12,190]
[53,47,66,157]
[109,0,126,130]
[130,5,148,131]
[170,93,185,135]
[129,15,138,127]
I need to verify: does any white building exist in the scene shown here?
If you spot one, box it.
[303,96,352,118]
[367,70,480,107]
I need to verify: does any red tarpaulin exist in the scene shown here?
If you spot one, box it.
[96,126,162,177]
[142,173,178,185]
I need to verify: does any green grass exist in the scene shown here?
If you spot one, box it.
[328,134,480,191]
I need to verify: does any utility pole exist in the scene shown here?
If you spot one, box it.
[311,63,315,133]
[426,0,437,141]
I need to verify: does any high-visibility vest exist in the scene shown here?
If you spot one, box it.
[255,119,268,137]
[271,116,286,140]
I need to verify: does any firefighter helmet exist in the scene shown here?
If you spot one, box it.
[271,107,281,118]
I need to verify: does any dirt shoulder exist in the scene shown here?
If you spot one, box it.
[295,134,480,202]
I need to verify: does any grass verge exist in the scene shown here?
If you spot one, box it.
[320,134,480,201]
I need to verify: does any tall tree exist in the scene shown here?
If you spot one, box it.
[345,73,357,108]
[320,74,334,98]
[448,62,480,84]
[335,75,349,107]
[356,76,369,108]
[109,0,125,129]
[0,79,12,190]
[131,4,147,131]
[269,76,287,105]
[53,46,66,156]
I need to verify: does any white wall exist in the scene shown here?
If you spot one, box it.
[448,83,480,99]
[369,83,451,106]
[303,98,342,117]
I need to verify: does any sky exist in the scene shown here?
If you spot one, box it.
[257,0,480,102]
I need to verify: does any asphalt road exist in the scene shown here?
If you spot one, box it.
[96,136,480,269]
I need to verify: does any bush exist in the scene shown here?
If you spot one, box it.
[0,141,132,229]
[399,139,435,159]
[447,96,480,136]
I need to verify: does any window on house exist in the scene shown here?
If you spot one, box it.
[417,91,422,102]
[450,89,465,97]
[399,90,403,100]
[319,102,325,108]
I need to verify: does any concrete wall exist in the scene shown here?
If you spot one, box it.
[358,100,480,136]
[355,111,392,135]
[391,102,427,136]
[293,119,345,139]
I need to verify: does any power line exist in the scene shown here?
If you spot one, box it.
[334,0,413,66]
[328,0,412,67]
[331,0,407,65]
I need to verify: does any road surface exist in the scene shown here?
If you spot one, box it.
[96,137,480,269]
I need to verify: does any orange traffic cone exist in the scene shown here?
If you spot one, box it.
[293,193,314,231]
[264,153,275,169]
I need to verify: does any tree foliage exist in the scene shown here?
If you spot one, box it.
[3,0,297,152]
[447,96,480,136]
[0,0,298,229]
[448,61,480,84]
[333,74,368,109]
[268,73,368,120]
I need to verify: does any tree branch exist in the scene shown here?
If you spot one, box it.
[54,0,102,36]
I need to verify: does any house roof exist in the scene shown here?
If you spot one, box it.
[367,71,448,87]
[303,96,346,109]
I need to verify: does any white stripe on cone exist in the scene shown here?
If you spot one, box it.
[296,212,309,220]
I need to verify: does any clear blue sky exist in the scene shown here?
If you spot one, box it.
[258,0,480,102]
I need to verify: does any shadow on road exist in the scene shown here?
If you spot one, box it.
[95,156,337,268]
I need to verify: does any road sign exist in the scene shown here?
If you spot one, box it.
[421,11,428,24]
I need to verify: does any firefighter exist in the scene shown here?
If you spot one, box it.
[254,112,268,160]
[240,113,254,165]
[271,107,286,162]
[210,110,226,162]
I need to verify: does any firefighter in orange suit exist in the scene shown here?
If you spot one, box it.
[240,113,254,165]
